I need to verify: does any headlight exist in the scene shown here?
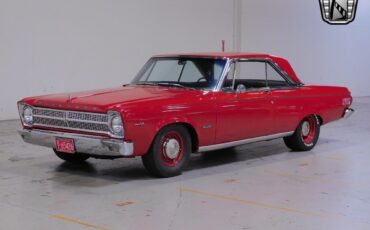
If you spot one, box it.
[108,111,124,138]
[18,103,33,127]
[24,106,33,124]
[111,116,123,133]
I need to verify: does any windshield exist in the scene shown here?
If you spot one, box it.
[131,57,227,90]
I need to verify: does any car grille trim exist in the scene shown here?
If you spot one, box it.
[32,107,110,134]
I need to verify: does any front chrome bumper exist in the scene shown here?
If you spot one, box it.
[343,108,355,119]
[18,129,134,157]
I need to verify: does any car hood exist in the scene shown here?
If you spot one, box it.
[26,85,204,113]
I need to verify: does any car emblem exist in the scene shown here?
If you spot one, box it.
[319,0,358,25]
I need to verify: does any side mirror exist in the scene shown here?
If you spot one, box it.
[236,84,247,94]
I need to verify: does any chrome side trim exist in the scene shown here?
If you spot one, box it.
[343,108,354,119]
[198,131,294,152]
[18,129,133,157]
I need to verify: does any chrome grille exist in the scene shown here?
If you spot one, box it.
[33,108,64,118]
[67,112,108,123]
[34,117,67,127]
[32,107,109,134]
[67,121,109,132]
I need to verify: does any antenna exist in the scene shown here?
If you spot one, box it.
[221,40,225,52]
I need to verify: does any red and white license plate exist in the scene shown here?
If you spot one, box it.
[55,138,75,154]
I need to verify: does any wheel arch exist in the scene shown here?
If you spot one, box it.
[316,114,323,125]
[299,113,323,126]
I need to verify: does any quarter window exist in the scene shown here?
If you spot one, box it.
[266,64,290,87]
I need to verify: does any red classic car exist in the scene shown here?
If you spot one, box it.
[17,53,354,177]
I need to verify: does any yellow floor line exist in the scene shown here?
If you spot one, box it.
[180,188,319,217]
[52,214,110,230]
[179,187,370,226]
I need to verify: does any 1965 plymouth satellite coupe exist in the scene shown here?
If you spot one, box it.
[17,53,354,177]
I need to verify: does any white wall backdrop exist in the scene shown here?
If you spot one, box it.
[242,0,370,96]
[1,0,369,120]
[0,0,234,120]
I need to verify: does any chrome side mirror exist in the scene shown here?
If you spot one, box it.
[236,84,247,93]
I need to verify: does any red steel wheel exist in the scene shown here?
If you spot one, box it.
[142,124,191,177]
[159,131,185,167]
[284,115,320,151]
[301,116,317,145]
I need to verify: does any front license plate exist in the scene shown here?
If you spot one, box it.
[55,138,75,154]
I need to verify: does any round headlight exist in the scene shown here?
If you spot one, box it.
[23,106,33,125]
[111,116,123,134]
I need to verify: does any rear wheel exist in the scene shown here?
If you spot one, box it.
[284,115,320,151]
[142,124,191,177]
[53,149,90,163]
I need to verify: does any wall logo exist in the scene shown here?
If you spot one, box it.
[319,0,358,25]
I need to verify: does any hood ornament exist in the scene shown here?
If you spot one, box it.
[66,94,72,103]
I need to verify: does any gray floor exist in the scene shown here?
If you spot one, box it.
[0,98,369,230]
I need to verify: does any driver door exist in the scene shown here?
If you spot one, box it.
[215,60,274,144]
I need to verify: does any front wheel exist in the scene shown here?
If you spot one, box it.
[284,115,320,151]
[142,125,191,177]
[53,149,90,163]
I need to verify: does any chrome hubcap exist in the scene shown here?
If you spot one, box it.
[302,121,310,136]
[164,138,180,159]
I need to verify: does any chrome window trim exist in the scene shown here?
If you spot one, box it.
[198,131,294,152]
[133,56,230,92]
[214,58,232,91]
[215,58,298,92]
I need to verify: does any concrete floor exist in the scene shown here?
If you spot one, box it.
[0,98,369,230]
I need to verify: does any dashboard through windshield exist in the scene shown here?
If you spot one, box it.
[131,57,227,90]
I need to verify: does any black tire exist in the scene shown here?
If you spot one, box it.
[284,115,320,151]
[53,149,90,163]
[142,124,191,177]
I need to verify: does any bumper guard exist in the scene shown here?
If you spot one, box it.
[343,108,355,119]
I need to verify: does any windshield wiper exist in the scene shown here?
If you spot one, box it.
[134,82,159,86]
[156,82,185,88]
[134,82,195,90]
[156,82,195,90]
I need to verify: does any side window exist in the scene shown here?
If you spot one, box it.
[237,61,266,82]
[266,64,290,88]
[222,60,291,92]
[223,61,267,91]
